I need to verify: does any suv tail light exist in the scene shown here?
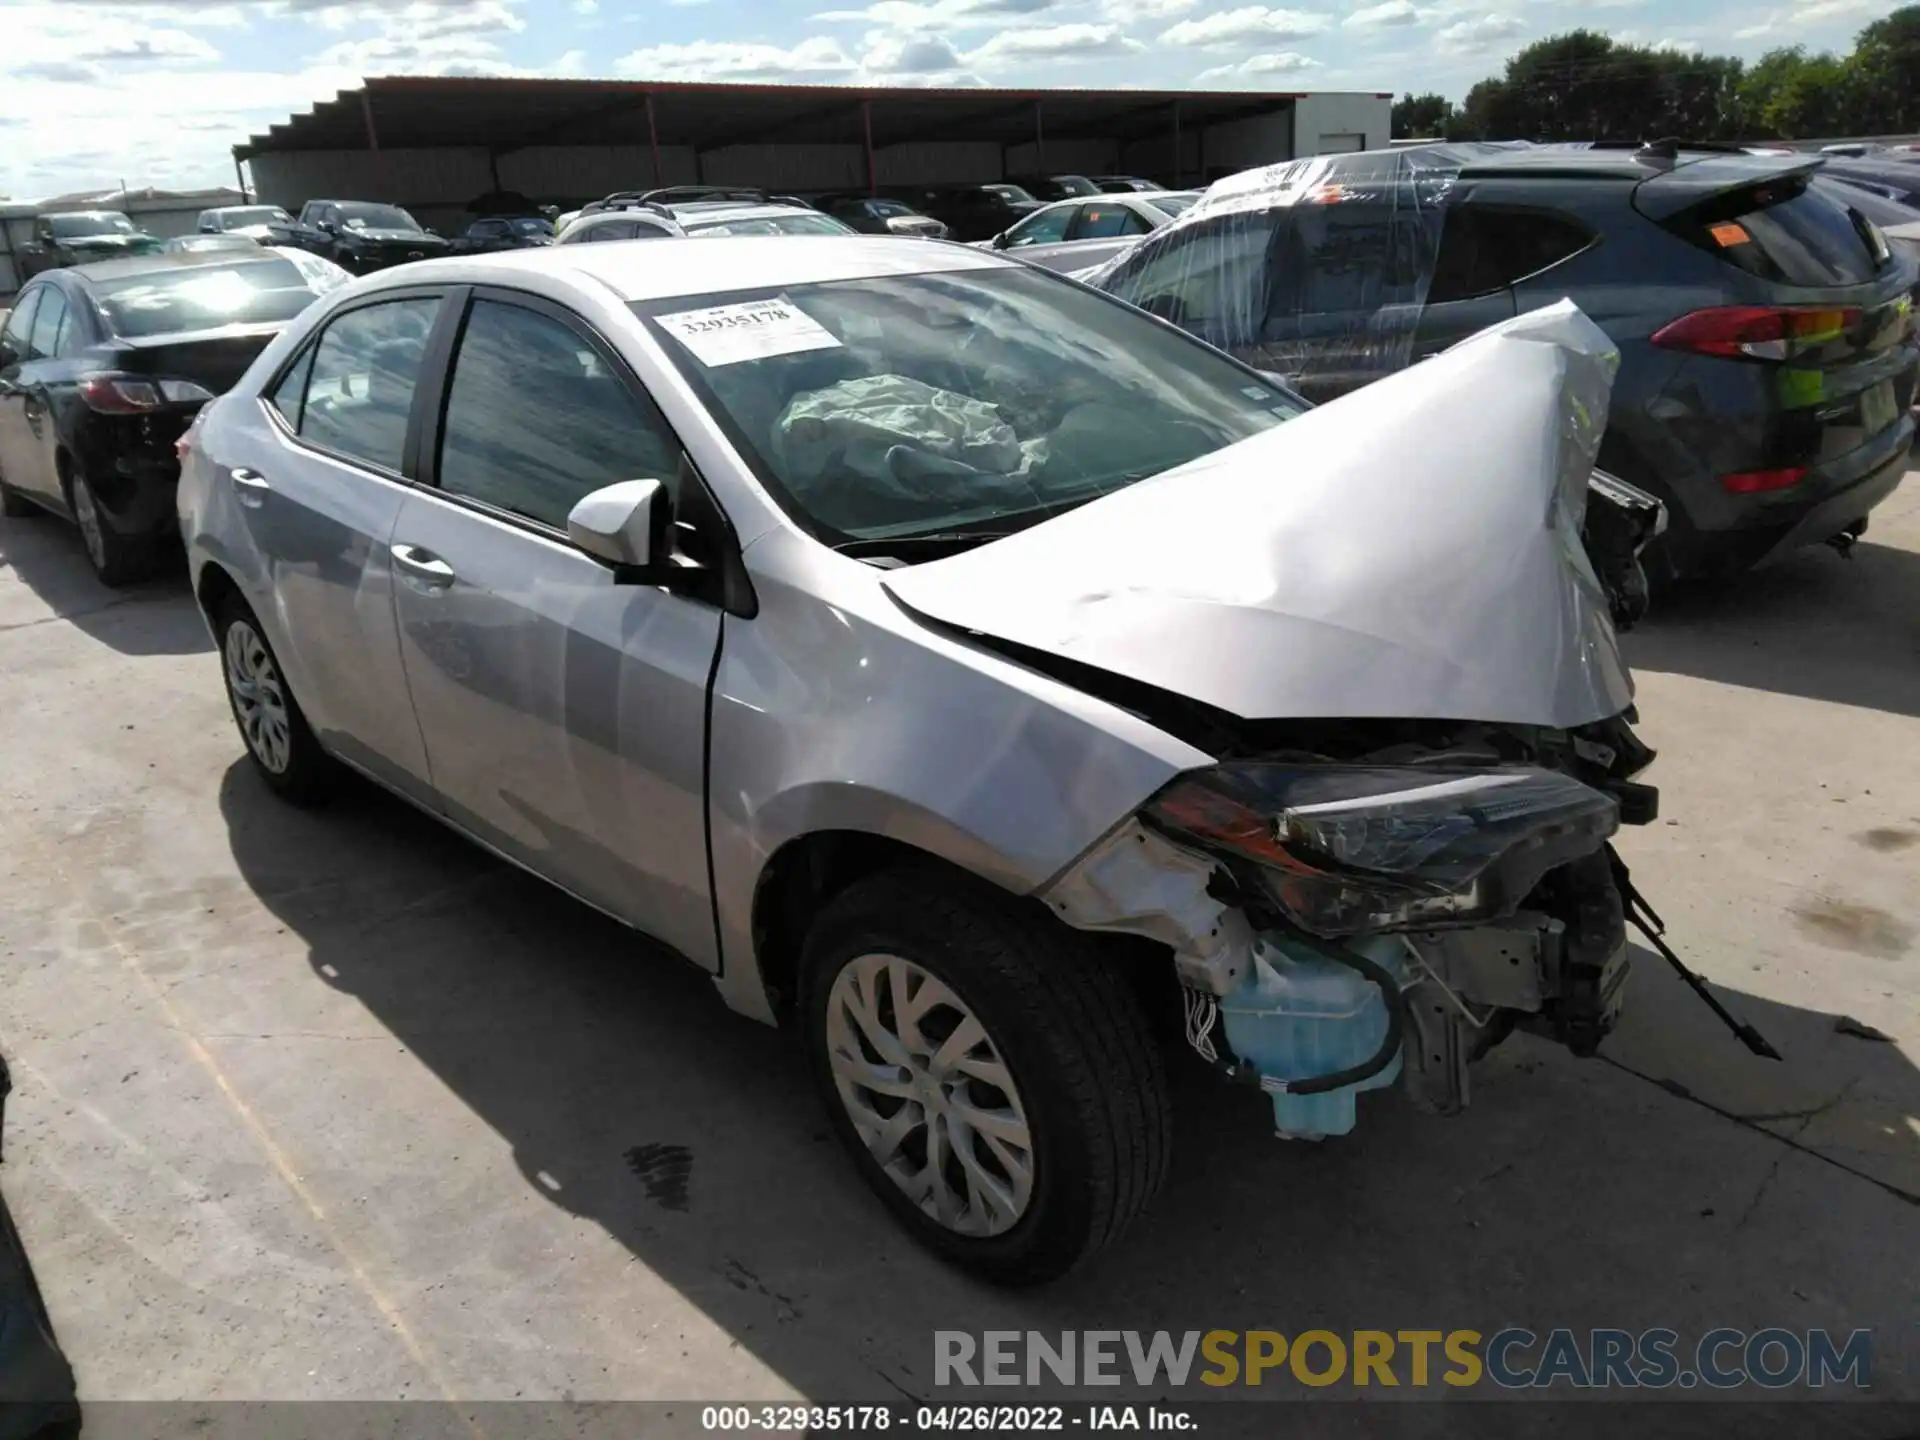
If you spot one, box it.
[80,375,216,414]
[1651,305,1862,361]
[1720,466,1809,494]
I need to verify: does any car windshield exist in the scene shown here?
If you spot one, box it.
[684,213,853,237]
[510,217,555,235]
[51,213,136,238]
[219,207,290,227]
[868,200,914,218]
[1153,194,1197,217]
[636,265,1306,548]
[984,185,1037,205]
[92,259,318,339]
[338,204,420,231]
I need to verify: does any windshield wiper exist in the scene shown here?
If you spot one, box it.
[833,531,1015,557]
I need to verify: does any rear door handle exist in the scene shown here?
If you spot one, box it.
[231,467,270,508]
[391,542,456,591]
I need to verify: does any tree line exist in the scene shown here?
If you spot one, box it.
[1392,8,1920,143]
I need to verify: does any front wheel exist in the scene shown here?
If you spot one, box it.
[215,596,337,805]
[801,867,1172,1285]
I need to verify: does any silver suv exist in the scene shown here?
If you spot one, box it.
[177,238,1655,1283]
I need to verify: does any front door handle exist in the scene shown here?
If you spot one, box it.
[391,542,456,591]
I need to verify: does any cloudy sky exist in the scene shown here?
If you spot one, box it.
[0,0,1898,200]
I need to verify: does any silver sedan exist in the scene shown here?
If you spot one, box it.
[177,237,1652,1283]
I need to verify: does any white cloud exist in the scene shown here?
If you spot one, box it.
[1102,0,1195,17]
[1345,0,1420,25]
[862,29,969,70]
[1434,10,1524,48]
[1195,49,1323,81]
[967,21,1146,60]
[1159,6,1331,47]
[573,0,596,11]
[813,0,1056,24]
[613,36,859,82]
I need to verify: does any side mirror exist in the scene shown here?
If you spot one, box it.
[568,479,672,578]
[990,231,1010,250]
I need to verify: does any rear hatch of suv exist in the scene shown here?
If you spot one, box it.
[1630,155,1916,557]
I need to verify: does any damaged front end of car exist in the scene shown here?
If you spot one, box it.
[883,299,1772,1138]
[1039,713,1657,1136]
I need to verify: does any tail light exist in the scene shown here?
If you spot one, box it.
[1719,466,1808,494]
[80,375,216,414]
[1652,306,1862,361]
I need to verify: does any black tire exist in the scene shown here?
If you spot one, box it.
[65,463,157,587]
[800,866,1172,1286]
[213,595,338,806]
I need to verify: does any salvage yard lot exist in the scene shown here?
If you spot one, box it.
[2,469,1919,1419]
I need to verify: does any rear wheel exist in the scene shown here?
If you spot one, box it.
[66,463,157,587]
[801,867,1171,1285]
[215,596,337,805]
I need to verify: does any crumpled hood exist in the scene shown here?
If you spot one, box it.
[883,300,1635,731]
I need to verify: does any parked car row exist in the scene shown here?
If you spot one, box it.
[1085,140,1919,581]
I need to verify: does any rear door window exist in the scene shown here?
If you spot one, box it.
[1687,179,1881,287]
[1007,206,1073,247]
[295,297,442,473]
[1427,207,1593,302]
[1,290,42,364]
[1071,204,1152,241]
[28,292,67,360]
[1279,202,1428,316]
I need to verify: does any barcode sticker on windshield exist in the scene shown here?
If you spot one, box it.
[654,298,841,367]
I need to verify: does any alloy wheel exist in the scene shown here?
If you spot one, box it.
[225,620,293,774]
[824,953,1035,1237]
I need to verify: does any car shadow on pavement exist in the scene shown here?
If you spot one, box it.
[1623,537,1920,719]
[215,762,1920,1431]
[0,515,208,656]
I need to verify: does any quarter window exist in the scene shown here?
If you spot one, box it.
[294,297,441,472]
[436,299,680,530]
[268,344,317,428]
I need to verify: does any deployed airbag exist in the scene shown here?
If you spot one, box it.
[772,374,1048,531]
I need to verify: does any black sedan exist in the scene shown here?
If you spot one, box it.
[0,252,324,584]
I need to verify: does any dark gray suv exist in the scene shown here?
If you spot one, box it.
[1094,142,1919,579]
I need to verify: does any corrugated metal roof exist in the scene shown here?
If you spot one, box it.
[236,76,1383,160]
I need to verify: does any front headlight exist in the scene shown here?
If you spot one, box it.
[1144,764,1619,937]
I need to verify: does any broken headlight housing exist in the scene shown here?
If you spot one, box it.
[1144,764,1620,937]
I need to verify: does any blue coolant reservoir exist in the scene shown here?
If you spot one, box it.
[1218,935,1408,1139]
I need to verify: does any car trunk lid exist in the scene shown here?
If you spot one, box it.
[107,322,289,395]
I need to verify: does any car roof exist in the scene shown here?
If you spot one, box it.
[676,203,836,225]
[68,249,297,284]
[366,235,1009,303]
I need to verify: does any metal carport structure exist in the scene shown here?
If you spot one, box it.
[233,77,1390,228]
